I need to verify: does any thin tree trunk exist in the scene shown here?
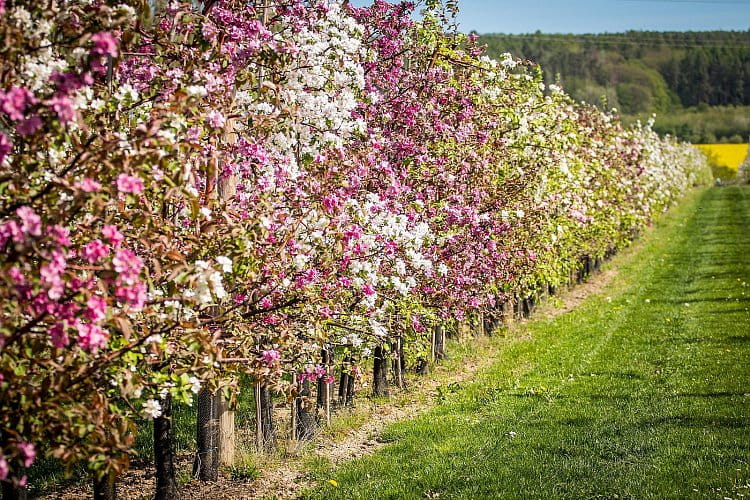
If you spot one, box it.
[316,347,332,424]
[256,384,274,451]
[372,345,389,397]
[1,481,27,500]
[345,369,355,406]
[193,389,219,481]
[93,471,117,500]
[154,394,178,500]
[483,314,494,336]
[338,356,352,407]
[295,378,316,440]
[391,338,404,388]
[433,325,445,361]
[515,297,524,320]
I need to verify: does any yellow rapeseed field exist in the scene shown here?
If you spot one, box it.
[696,143,749,170]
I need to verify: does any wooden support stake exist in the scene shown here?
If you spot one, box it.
[218,394,235,468]
[255,382,263,451]
[291,373,298,443]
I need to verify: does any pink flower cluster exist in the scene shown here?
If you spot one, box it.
[116,174,145,195]
[261,349,281,367]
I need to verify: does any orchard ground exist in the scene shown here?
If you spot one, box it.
[305,186,750,499]
[36,186,750,498]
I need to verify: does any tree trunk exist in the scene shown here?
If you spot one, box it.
[483,314,494,336]
[256,384,274,451]
[500,300,513,325]
[1,482,27,500]
[523,296,535,317]
[433,325,445,361]
[316,347,332,424]
[193,389,219,481]
[295,378,316,440]
[338,356,354,407]
[337,366,348,407]
[154,394,178,500]
[515,297,524,319]
[391,338,405,388]
[372,345,389,397]
[345,369,355,406]
[93,471,117,500]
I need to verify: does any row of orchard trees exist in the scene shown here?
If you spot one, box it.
[0,0,710,497]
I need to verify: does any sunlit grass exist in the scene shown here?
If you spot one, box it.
[305,187,750,499]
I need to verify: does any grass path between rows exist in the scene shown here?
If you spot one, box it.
[304,186,750,499]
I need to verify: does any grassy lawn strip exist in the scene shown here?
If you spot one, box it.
[304,186,750,499]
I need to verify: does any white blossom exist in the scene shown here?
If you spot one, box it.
[142,399,163,419]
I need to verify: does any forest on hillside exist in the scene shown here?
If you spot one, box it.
[479,31,750,142]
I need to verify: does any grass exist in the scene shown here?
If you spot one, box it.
[304,186,750,499]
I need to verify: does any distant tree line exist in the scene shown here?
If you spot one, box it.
[479,31,750,141]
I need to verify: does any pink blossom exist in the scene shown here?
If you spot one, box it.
[76,178,101,192]
[50,324,70,348]
[51,72,93,95]
[40,267,64,300]
[76,322,107,351]
[207,110,226,129]
[116,173,144,194]
[49,225,71,247]
[85,295,107,323]
[0,456,7,481]
[363,283,376,296]
[261,349,281,366]
[0,132,10,164]
[186,126,202,142]
[17,442,35,468]
[0,86,36,121]
[48,96,76,123]
[201,22,219,41]
[259,296,273,309]
[112,248,143,284]
[115,282,146,310]
[322,194,340,214]
[16,206,41,237]
[7,267,25,285]
[90,32,119,58]
[16,115,42,136]
[319,306,333,319]
[0,220,24,247]
[82,239,109,263]
[101,225,124,247]
[411,315,425,333]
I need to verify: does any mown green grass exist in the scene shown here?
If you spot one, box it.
[305,187,750,499]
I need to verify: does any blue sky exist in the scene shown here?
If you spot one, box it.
[347,0,750,34]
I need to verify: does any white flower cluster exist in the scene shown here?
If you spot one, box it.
[13,8,68,92]
[142,399,162,419]
[182,256,233,306]
[242,1,369,187]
